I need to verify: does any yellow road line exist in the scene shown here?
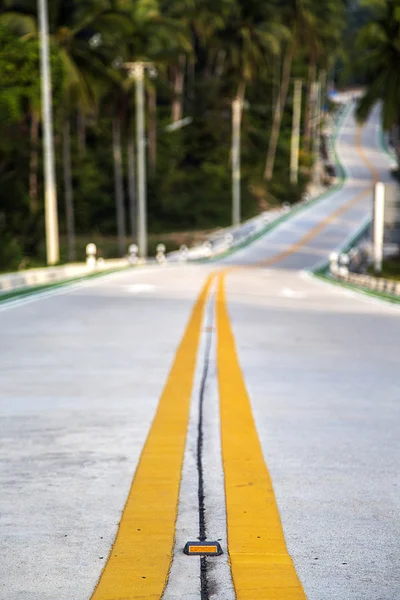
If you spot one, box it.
[355,125,380,182]
[90,118,378,600]
[258,188,369,267]
[91,275,214,600]
[254,126,377,268]
[216,274,306,599]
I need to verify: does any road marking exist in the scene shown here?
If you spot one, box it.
[355,126,380,182]
[125,283,156,294]
[91,116,379,599]
[216,275,306,599]
[0,270,129,313]
[257,185,370,267]
[242,124,378,270]
[90,275,214,600]
[183,541,223,556]
[281,288,307,299]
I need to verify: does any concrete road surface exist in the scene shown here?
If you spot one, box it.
[0,103,399,600]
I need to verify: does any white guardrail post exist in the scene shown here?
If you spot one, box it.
[373,182,385,274]
[129,244,139,265]
[86,243,97,268]
[156,244,166,264]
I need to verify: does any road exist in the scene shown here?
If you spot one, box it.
[1,103,399,600]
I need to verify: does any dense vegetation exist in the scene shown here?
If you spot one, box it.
[355,0,400,169]
[0,0,361,269]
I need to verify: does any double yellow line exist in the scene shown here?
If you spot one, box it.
[91,272,305,600]
[91,120,378,600]
[91,276,213,600]
[256,127,378,268]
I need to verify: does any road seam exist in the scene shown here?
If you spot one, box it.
[196,291,214,600]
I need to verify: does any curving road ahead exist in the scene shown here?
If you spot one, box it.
[1,103,399,600]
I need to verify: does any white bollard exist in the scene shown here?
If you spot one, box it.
[203,241,212,258]
[224,233,234,249]
[128,244,139,265]
[373,182,385,273]
[86,243,97,269]
[179,244,189,262]
[156,243,166,264]
[329,252,339,274]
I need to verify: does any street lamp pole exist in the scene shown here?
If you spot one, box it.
[124,62,153,260]
[312,80,322,189]
[290,78,303,185]
[232,97,242,226]
[38,0,59,265]
[135,63,147,259]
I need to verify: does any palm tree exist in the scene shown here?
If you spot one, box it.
[1,0,129,260]
[302,0,346,153]
[214,0,283,221]
[0,9,42,214]
[264,0,315,182]
[112,0,191,242]
[356,0,400,168]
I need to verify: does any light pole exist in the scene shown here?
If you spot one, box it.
[312,80,322,189]
[38,0,59,265]
[232,97,242,226]
[290,78,302,185]
[124,62,155,260]
[373,182,385,274]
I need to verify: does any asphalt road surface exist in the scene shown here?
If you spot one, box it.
[1,103,399,600]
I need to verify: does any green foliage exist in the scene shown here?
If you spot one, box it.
[0,25,39,123]
[356,0,400,130]
[0,23,64,267]
[0,0,351,269]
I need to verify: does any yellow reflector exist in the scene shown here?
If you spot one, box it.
[184,541,223,556]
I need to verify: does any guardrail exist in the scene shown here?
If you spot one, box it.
[334,270,400,297]
[168,203,305,263]
[171,104,349,263]
[0,258,128,294]
[328,250,400,297]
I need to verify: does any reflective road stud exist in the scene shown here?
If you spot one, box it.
[183,541,223,556]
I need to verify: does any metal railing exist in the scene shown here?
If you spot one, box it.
[329,250,400,297]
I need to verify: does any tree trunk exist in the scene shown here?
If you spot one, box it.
[272,53,281,122]
[148,83,157,174]
[232,82,246,226]
[112,114,127,257]
[205,48,216,78]
[264,44,294,181]
[303,61,316,153]
[188,58,196,101]
[62,117,76,262]
[215,49,226,78]
[77,110,86,156]
[172,55,186,123]
[127,116,136,241]
[29,111,39,214]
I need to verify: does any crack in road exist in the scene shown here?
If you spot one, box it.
[197,315,214,600]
